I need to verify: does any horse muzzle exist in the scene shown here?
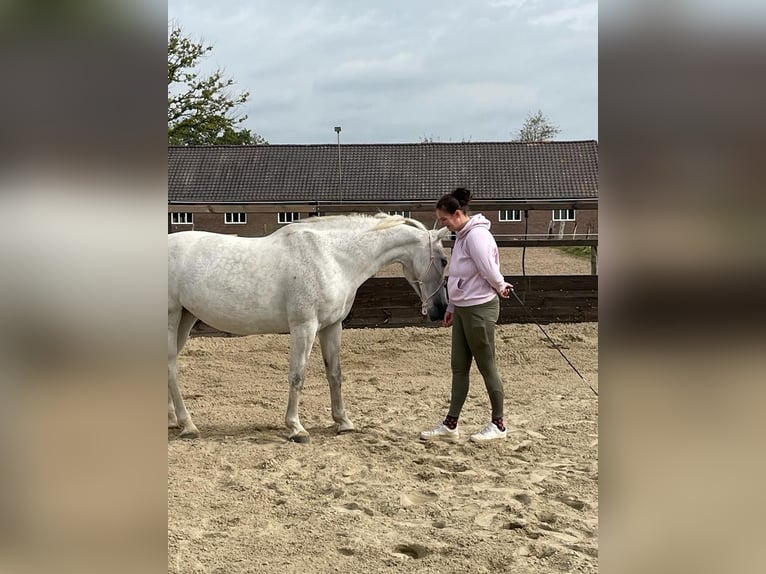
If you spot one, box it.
[427,300,448,322]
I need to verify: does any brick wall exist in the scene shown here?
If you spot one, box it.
[169,205,598,238]
[168,207,316,236]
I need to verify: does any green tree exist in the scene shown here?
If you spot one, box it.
[512,110,560,142]
[168,24,266,145]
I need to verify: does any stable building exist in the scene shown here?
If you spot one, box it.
[168,140,598,239]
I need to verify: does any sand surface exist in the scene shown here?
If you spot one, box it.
[169,247,597,573]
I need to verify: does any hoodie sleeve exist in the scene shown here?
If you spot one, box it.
[464,227,506,293]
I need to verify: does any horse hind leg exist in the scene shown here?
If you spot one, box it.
[168,307,200,438]
[318,321,354,434]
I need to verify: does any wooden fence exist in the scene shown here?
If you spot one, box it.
[343,275,597,328]
[191,274,597,336]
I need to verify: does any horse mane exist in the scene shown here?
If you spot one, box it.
[296,213,428,233]
[372,214,428,232]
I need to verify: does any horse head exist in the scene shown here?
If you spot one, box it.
[402,226,450,322]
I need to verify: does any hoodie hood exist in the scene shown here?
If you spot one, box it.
[457,213,491,238]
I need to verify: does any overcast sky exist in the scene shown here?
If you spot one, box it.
[168,0,597,145]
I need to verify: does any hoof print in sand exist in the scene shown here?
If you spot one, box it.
[400,491,438,508]
[394,543,429,559]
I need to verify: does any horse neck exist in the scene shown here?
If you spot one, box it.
[337,224,422,280]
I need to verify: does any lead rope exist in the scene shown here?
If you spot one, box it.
[416,278,445,315]
[509,288,598,397]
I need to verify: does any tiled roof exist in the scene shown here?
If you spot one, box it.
[168,140,598,203]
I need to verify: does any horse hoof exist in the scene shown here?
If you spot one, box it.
[337,426,355,434]
[289,434,310,444]
[180,429,200,439]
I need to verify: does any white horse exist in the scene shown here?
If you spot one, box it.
[168,214,450,442]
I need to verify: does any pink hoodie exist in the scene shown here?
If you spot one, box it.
[446,214,506,312]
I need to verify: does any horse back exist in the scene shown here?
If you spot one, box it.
[167,230,354,333]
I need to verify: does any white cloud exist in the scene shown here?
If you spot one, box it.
[530,2,597,32]
[315,52,425,93]
[334,52,422,78]
[441,81,538,112]
[489,0,535,9]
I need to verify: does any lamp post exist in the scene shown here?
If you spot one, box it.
[334,126,342,204]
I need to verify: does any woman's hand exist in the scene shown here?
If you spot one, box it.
[442,311,454,327]
[499,283,513,299]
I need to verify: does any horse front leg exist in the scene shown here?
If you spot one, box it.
[170,309,199,434]
[318,321,354,434]
[285,322,318,443]
[168,312,199,439]
[168,387,178,429]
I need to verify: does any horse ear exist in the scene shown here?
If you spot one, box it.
[434,227,450,241]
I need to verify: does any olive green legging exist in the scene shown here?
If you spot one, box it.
[448,297,504,420]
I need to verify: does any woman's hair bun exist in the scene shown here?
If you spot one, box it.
[452,187,471,207]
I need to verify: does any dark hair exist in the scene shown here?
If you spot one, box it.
[436,187,472,214]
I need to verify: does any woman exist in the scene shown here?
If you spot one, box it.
[420,187,513,443]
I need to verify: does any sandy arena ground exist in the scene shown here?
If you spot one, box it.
[168,248,598,574]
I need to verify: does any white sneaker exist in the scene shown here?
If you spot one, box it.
[470,422,507,442]
[419,423,459,442]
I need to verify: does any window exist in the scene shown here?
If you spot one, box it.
[278,212,301,224]
[388,210,411,218]
[225,212,247,224]
[552,209,575,221]
[498,210,521,222]
[170,212,193,225]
